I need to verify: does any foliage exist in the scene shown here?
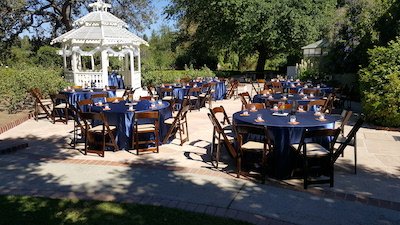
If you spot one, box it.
[325,0,392,73]
[297,58,328,82]
[0,66,69,113]
[35,45,63,68]
[0,195,250,225]
[0,0,154,44]
[142,26,177,71]
[359,38,400,127]
[166,0,336,71]
[142,66,215,86]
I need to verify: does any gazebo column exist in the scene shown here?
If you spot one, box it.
[128,49,135,89]
[132,47,141,90]
[71,50,78,85]
[90,55,95,71]
[62,44,67,70]
[101,49,109,88]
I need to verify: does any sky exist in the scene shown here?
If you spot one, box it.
[142,0,176,37]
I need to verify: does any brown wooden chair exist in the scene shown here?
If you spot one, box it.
[238,92,252,110]
[70,104,86,148]
[146,85,159,100]
[306,99,327,112]
[163,104,190,145]
[207,112,238,169]
[185,87,201,111]
[50,93,69,124]
[321,93,335,114]
[271,87,283,94]
[225,80,239,99]
[79,112,118,157]
[139,96,152,101]
[235,123,273,183]
[77,99,93,112]
[245,103,265,111]
[199,83,215,109]
[133,111,160,155]
[250,81,261,95]
[290,128,341,189]
[90,93,107,101]
[271,82,282,88]
[106,97,124,103]
[303,88,321,96]
[334,114,363,174]
[210,105,232,131]
[30,88,53,121]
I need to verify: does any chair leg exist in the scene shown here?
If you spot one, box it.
[237,157,241,178]
[354,136,357,174]
[303,158,308,189]
[155,130,159,153]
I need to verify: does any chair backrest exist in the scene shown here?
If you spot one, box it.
[250,82,260,94]
[339,110,353,135]
[272,82,282,88]
[271,87,283,94]
[51,93,68,105]
[135,111,159,128]
[207,112,237,158]
[333,116,364,161]
[245,103,265,110]
[234,123,272,152]
[307,99,326,111]
[238,92,251,109]
[78,99,93,112]
[211,106,231,125]
[139,96,152,101]
[321,93,334,113]
[303,88,320,96]
[106,97,124,102]
[160,87,174,98]
[260,89,271,95]
[90,93,107,99]
[297,128,341,155]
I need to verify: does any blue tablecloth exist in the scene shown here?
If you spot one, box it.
[92,100,172,149]
[253,94,322,106]
[108,73,125,89]
[158,81,226,101]
[61,90,116,106]
[233,109,335,179]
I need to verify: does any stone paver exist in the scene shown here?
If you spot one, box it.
[0,88,400,225]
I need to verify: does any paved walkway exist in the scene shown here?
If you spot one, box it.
[0,88,399,225]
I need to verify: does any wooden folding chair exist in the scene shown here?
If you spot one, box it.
[235,123,273,183]
[79,112,119,157]
[238,92,252,110]
[334,115,364,174]
[30,88,52,121]
[106,97,124,103]
[133,111,160,155]
[185,87,201,111]
[163,104,190,145]
[207,112,238,169]
[307,99,327,112]
[50,93,69,124]
[77,99,93,112]
[290,128,341,189]
[210,105,232,131]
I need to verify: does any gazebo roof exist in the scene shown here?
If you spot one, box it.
[51,0,148,46]
[301,39,328,49]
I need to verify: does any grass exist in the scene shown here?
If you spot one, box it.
[0,195,251,225]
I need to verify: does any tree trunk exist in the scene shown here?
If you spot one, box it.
[256,48,268,72]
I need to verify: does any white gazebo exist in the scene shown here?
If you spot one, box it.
[51,0,148,89]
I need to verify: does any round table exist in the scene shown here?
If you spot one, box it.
[233,109,336,179]
[92,100,172,149]
[61,89,116,106]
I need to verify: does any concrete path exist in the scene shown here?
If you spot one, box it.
[0,87,399,225]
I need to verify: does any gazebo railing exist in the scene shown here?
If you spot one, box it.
[64,71,106,88]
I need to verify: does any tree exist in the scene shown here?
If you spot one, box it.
[0,0,155,43]
[166,0,335,72]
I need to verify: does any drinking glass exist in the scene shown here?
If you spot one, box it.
[290,115,296,123]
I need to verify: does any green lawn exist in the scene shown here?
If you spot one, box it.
[0,195,251,225]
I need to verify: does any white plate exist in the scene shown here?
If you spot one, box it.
[272,112,289,117]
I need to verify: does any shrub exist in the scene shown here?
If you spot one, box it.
[359,38,400,127]
[142,66,216,86]
[0,66,70,113]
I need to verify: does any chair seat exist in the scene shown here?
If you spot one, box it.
[241,141,264,151]
[199,93,207,98]
[164,117,175,125]
[292,143,329,156]
[41,99,53,103]
[336,135,355,145]
[221,124,232,131]
[54,103,68,109]
[137,124,156,132]
[162,96,173,100]
[89,125,117,132]
[185,96,198,100]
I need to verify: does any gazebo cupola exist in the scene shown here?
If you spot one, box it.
[51,0,148,89]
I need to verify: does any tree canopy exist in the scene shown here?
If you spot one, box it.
[0,0,155,43]
[166,0,336,71]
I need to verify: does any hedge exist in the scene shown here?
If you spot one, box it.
[0,66,69,113]
[142,66,215,86]
[359,38,400,127]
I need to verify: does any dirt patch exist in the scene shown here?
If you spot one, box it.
[0,110,33,134]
